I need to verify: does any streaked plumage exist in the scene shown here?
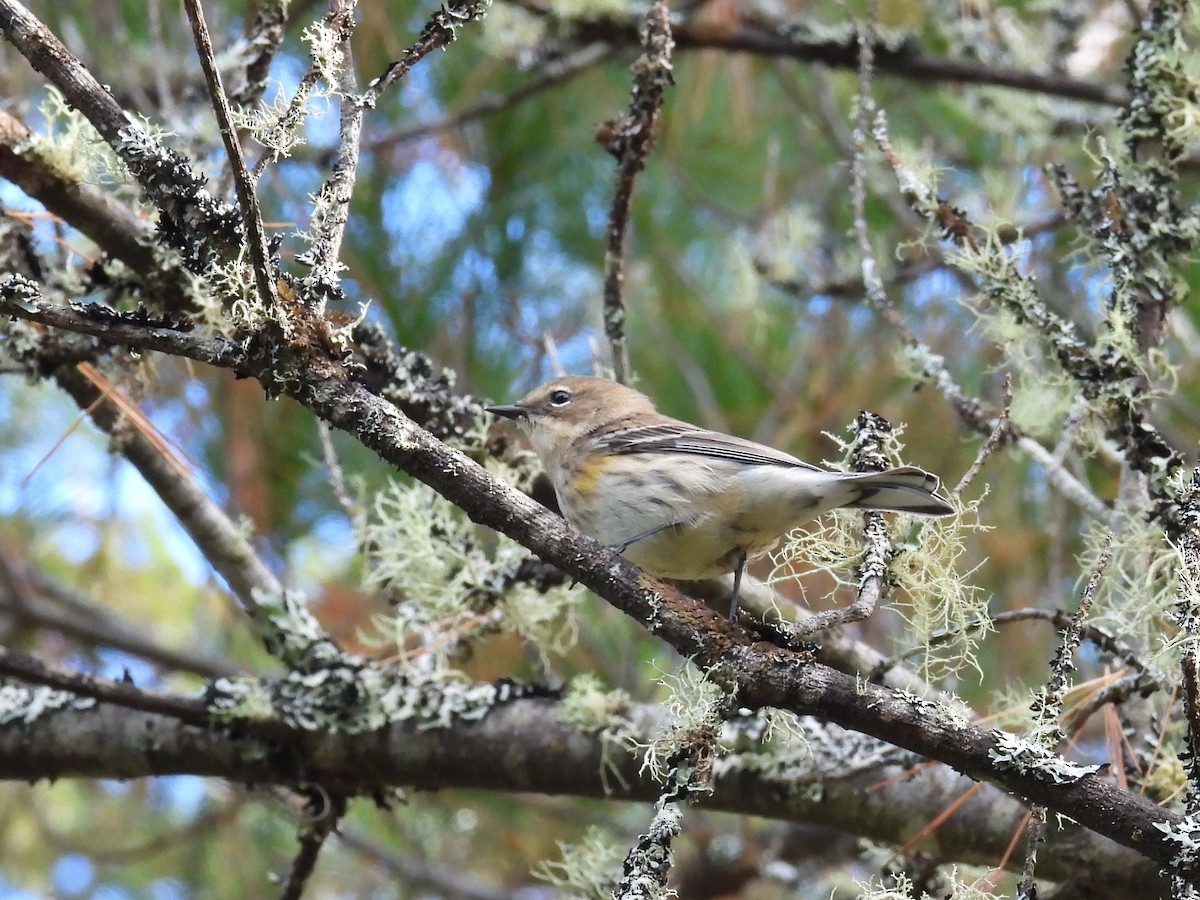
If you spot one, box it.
[488,376,954,617]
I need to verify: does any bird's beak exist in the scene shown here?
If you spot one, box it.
[485,403,528,421]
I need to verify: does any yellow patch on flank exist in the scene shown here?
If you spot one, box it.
[571,455,609,498]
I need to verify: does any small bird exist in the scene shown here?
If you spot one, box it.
[487,376,954,619]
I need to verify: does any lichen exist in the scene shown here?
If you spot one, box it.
[639,662,729,784]
[358,476,578,674]
[531,825,624,899]
[207,660,539,734]
[0,683,95,723]
[1153,813,1200,869]
[719,710,896,792]
[23,87,134,192]
[612,802,681,900]
[854,865,1005,899]
[770,425,989,679]
[560,674,638,791]
[988,729,1101,784]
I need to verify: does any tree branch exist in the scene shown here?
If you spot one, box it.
[0,0,243,271]
[0,697,1167,898]
[182,0,280,328]
[560,15,1129,106]
[599,0,673,383]
[0,286,1194,879]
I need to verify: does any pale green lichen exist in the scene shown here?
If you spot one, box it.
[207,660,530,734]
[751,204,823,284]
[302,18,346,88]
[1143,747,1187,803]
[964,307,1077,440]
[770,431,989,680]
[855,865,1005,899]
[0,312,46,377]
[720,710,894,790]
[531,825,624,899]
[639,662,728,784]
[1153,813,1200,869]
[889,493,991,681]
[189,249,286,336]
[1079,514,1185,681]
[560,674,635,738]
[359,476,579,674]
[479,3,546,57]
[881,137,946,224]
[560,674,638,791]
[232,81,330,161]
[207,676,276,722]
[248,588,343,670]
[983,681,1047,734]
[24,87,134,188]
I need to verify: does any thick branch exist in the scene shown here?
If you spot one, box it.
[0,698,1165,898]
[52,366,284,613]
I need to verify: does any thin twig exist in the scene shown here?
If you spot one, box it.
[1017,535,1112,899]
[358,0,492,109]
[989,607,1150,676]
[545,13,1131,106]
[182,0,281,329]
[1175,464,1200,842]
[249,59,325,180]
[228,0,290,107]
[598,0,673,383]
[297,1,360,307]
[954,373,1013,495]
[278,791,348,900]
[1016,806,1048,899]
[370,43,613,149]
[791,413,896,639]
[317,420,360,526]
[1016,436,1109,521]
[0,644,211,725]
[1062,670,1156,738]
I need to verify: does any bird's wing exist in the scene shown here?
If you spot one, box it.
[594,421,824,471]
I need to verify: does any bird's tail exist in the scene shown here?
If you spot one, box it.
[841,466,955,517]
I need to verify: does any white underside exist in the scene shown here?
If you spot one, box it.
[556,456,859,580]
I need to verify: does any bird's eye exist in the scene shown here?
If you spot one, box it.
[549,388,572,406]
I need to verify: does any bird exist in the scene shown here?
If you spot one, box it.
[487,376,954,619]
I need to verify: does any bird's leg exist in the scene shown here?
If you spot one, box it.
[728,551,747,620]
[611,521,679,554]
